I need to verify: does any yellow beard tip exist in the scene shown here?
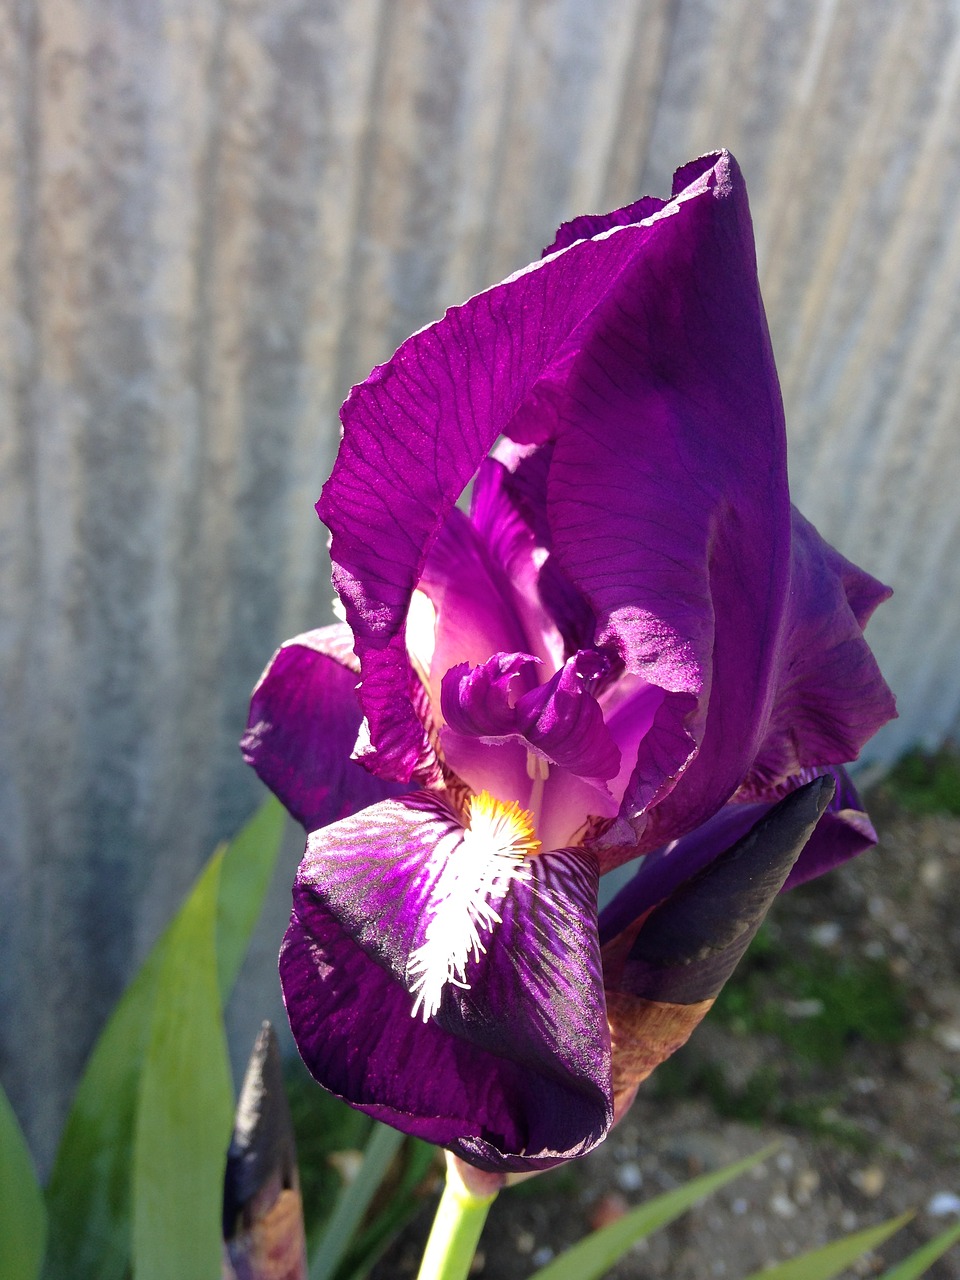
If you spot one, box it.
[467,790,542,859]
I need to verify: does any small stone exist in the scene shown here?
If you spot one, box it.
[532,1247,554,1267]
[328,1149,364,1183]
[617,1161,643,1192]
[933,1021,960,1052]
[920,859,944,891]
[927,1192,960,1217]
[810,921,842,947]
[784,997,824,1019]
[770,1192,797,1219]
[515,1231,535,1254]
[793,1169,820,1205]
[850,1167,885,1198]
[590,1192,629,1230]
[841,1210,859,1231]
[732,1198,749,1215]
[775,1151,794,1174]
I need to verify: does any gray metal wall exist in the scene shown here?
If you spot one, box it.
[2,0,959,1168]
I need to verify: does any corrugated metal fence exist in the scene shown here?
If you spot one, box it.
[2,0,959,1166]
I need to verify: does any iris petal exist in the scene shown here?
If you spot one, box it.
[546,153,792,851]
[737,509,897,797]
[318,155,745,783]
[441,651,620,784]
[240,625,405,830]
[283,792,611,1170]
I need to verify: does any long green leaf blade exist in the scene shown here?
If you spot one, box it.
[0,1082,47,1280]
[878,1219,960,1280]
[310,1124,405,1280]
[216,796,286,997]
[742,1213,912,1280]
[43,797,285,1280]
[339,1140,437,1280]
[530,1146,777,1280]
[131,848,233,1280]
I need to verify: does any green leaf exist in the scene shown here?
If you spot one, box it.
[216,796,287,998]
[742,1212,912,1280]
[43,797,285,1280]
[338,1140,437,1280]
[530,1145,777,1280]
[131,846,233,1279]
[878,1219,960,1280]
[0,1082,47,1280]
[309,1123,406,1280]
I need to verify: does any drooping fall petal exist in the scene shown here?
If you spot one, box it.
[281,794,611,1171]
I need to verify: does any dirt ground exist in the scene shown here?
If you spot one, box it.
[374,794,960,1279]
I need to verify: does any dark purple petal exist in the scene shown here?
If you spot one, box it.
[543,194,668,258]
[489,439,598,657]
[441,650,620,785]
[317,154,741,784]
[240,625,405,830]
[736,509,897,797]
[781,765,878,889]
[348,633,443,787]
[440,653,540,741]
[545,152,793,853]
[282,793,611,1170]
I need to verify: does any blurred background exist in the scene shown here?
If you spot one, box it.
[2,0,959,1172]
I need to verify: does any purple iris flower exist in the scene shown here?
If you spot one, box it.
[242,151,895,1174]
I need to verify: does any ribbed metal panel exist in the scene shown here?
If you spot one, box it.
[2,0,958,1165]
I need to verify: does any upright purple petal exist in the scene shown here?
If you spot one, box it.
[467,458,565,670]
[241,625,405,830]
[317,153,750,785]
[282,793,611,1170]
[737,509,896,797]
[545,152,791,853]
[416,493,560,716]
[543,194,668,257]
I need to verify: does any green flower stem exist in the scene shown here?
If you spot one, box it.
[415,1166,497,1280]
